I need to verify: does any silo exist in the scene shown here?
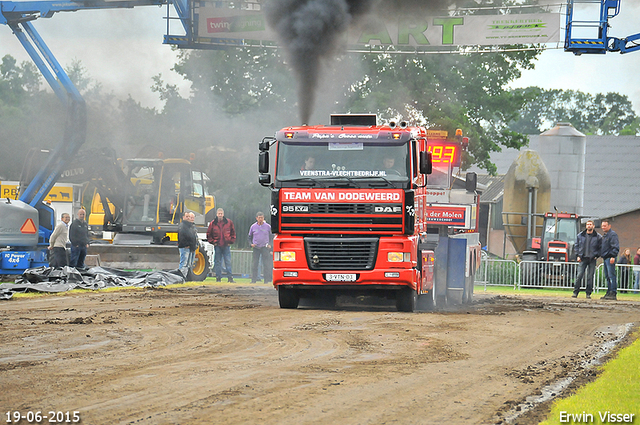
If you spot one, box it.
[502,150,551,255]
[538,123,586,215]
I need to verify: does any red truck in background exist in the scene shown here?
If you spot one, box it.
[258,114,481,311]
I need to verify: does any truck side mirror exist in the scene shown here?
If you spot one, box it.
[259,139,272,152]
[258,151,269,174]
[465,172,477,192]
[419,151,432,175]
[259,174,271,186]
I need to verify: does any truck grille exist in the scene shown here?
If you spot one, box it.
[309,204,375,214]
[304,237,378,271]
[280,202,403,234]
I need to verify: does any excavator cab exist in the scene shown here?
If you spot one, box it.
[122,158,214,243]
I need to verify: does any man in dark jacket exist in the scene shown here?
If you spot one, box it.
[69,209,90,269]
[178,211,198,272]
[572,219,602,299]
[206,208,236,282]
[600,219,620,300]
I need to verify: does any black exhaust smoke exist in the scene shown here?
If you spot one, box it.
[264,0,374,125]
[264,0,457,125]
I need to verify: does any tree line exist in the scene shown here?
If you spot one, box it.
[1,47,638,245]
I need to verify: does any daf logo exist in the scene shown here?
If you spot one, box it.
[406,205,415,216]
[374,206,402,213]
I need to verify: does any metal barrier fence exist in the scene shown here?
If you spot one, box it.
[203,248,254,278]
[475,259,640,293]
[519,261,579,289]
[615,264,640,293]
[231,250,253,278]
[475,259,518,289]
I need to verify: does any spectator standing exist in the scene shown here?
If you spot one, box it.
[206,208,236,282]
[634,248,640,291]
[572,219,602,299]
[617,248,632,291]
[48,213,70,267]
[69,209,90,269]
[178,211,198,272]
[600,219,620,300]
[248,212,273,284]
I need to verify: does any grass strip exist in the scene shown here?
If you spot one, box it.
[540,330,640,425]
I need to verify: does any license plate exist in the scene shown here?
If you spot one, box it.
[325,273,357,282]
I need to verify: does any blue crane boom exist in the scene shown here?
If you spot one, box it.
[565,0,640,54]
[2,1,165,210]
[0,0,184,274]
[1,1,169,206]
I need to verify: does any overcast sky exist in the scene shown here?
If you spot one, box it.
[1,2,639,111]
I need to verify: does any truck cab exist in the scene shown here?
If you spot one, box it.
[259,114,480,311]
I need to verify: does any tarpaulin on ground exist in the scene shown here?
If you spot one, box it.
[0,266,186,300]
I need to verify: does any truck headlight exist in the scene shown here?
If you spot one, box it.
[275,251,296,262]
[388,252,411,262]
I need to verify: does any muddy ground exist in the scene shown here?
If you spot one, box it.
[0,284,638,425]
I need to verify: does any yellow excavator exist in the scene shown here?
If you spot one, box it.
[24,148,215,280]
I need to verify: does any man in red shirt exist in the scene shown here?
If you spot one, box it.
[206,208,236,282]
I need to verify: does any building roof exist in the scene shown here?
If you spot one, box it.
[469,135,640,218]
[477,175,504,204]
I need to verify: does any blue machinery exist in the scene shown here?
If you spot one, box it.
[565,0,640,54]
[0,0,244,273]
[0,1,177,273]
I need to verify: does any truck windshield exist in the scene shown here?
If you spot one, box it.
[275,141,410,185]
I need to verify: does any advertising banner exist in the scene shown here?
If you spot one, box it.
[424,204,471,228]
[196,8,560,48]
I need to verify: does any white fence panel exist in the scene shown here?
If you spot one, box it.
[475,259,518,289]
[519,261,579,289]
[596,263,640,294]
[230,250,253,278]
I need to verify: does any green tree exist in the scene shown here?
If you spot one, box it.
[343,49,540,174]
[509,88,637,135]
[0,55,41,105]
[171,47,296,117]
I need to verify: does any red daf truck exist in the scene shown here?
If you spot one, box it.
[258,114,480,311]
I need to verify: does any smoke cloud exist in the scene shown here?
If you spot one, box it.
[264,0,457,124]
[264,0,373,124]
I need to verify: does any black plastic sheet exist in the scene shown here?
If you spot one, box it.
[0,266,186,300]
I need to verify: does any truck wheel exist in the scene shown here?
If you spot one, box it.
[396,287,417,312]
[278,286,300,309]
[187,246,210,282]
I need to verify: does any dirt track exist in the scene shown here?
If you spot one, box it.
[0,284,638,425]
